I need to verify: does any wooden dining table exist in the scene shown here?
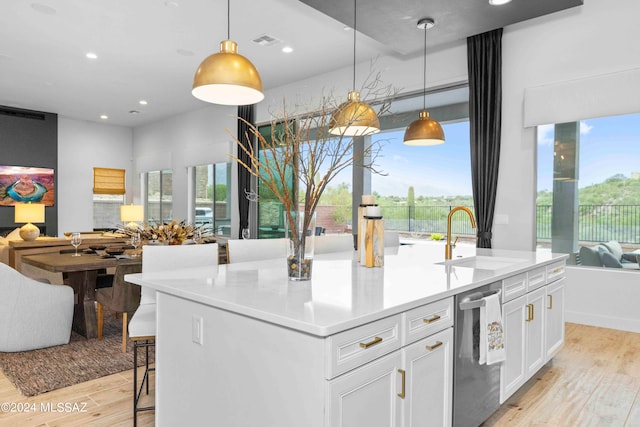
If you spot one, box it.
[21,252,141,339]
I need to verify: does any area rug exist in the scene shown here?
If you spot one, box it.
[0,314,154,397]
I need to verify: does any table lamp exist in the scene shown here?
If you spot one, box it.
[15,203,45,241]
[120,204,144,229]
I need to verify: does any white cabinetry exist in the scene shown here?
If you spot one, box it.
[500,261,566,403]
[401,328,453,427]
[545,277,565,361]
[327,299,454,427]
[327,351,403,427]
[327,327,453,427]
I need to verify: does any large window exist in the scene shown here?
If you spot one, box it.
[146,170,172,223]
[536,113,640,255]
[253,86,471,240]
[194,163,232,236]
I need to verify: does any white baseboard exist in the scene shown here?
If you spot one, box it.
[566,310,640,333]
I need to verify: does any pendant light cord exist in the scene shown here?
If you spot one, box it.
[352,0,357,91]
[227,0,230,40]
[422,24,427,111]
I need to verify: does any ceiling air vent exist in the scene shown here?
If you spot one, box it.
[252,34,281,47]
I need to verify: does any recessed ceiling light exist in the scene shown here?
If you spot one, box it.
[85,52,98,59]
[139,100,148,105]
[489,0,512,5]
[129,110,141,115]
[100,115,108,120]
[282,46,293,54]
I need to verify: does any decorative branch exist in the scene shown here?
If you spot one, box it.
[228,72,397,254]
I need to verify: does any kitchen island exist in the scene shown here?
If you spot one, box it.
[126,244,567,426]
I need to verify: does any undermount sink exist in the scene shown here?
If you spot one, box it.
[437,256,528,271]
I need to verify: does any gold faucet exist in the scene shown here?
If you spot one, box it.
[445,206,476,260]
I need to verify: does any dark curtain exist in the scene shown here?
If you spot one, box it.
[467,28,502,248]
[237,105,256,239]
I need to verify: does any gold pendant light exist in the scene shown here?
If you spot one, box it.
[403,18,445,146]
[329,0,380,136]
[192,0,264,106]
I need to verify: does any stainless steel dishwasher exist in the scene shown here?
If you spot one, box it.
[452,282,502,427]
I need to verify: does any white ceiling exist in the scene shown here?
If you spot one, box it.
[0,0,582,128]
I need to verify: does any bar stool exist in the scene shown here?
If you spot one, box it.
[128,243,219,427]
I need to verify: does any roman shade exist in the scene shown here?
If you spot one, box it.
[93,167,126,195]
[524,67,640,127]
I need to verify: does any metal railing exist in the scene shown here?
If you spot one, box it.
[321,203,640,245]
[379,205,476,236]
[537,204,640,244]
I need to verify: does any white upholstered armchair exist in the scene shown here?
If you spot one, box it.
[0,263,74,352]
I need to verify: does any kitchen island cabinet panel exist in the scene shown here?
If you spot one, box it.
[326,351,402,427]
[156,292,326,427]
[402,327,453,427]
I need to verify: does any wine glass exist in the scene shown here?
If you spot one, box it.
[130,232,141,257]
[241,228,250,240]
[70,232,82,257]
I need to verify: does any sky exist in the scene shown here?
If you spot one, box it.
[370,121,472,197]
[537,113,640,191]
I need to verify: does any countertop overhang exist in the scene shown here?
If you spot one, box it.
[125,244,568,337]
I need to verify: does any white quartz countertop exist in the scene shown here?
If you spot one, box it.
[125,244,567,337]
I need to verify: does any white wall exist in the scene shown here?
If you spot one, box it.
[565,266,640,333]
[57,117,133,234]
[132,106,238,232]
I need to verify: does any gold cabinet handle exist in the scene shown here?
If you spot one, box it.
[423,314,441,324]
[525,304,532,322]
[359,336,383,349]
[547,294,553,310]
[531,304,535,321]
[397,369,406,399]
[425,341,443,351]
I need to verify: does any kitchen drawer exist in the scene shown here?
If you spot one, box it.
[502,272,527,303]
[325,314,402,379]
[546,261,566,283]
[403,297,453,345]
[527,267,547,291]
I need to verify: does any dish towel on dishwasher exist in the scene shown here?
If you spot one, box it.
[479,293,506,365]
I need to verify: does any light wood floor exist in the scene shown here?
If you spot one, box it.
[0,364,154,426]
[1,323,640,426]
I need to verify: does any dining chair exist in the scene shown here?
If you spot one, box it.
[129,243,219,427]
[95,263,143,352]
[226,238,289,263]
[314,234,354,254]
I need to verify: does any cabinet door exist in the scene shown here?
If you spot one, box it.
[401,328,453,427]
[545,278,565,361]
[327,351,402,427]
[500,295,526,403]
[525,287,546,377]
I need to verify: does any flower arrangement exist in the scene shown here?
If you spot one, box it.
[116,220,212,245]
